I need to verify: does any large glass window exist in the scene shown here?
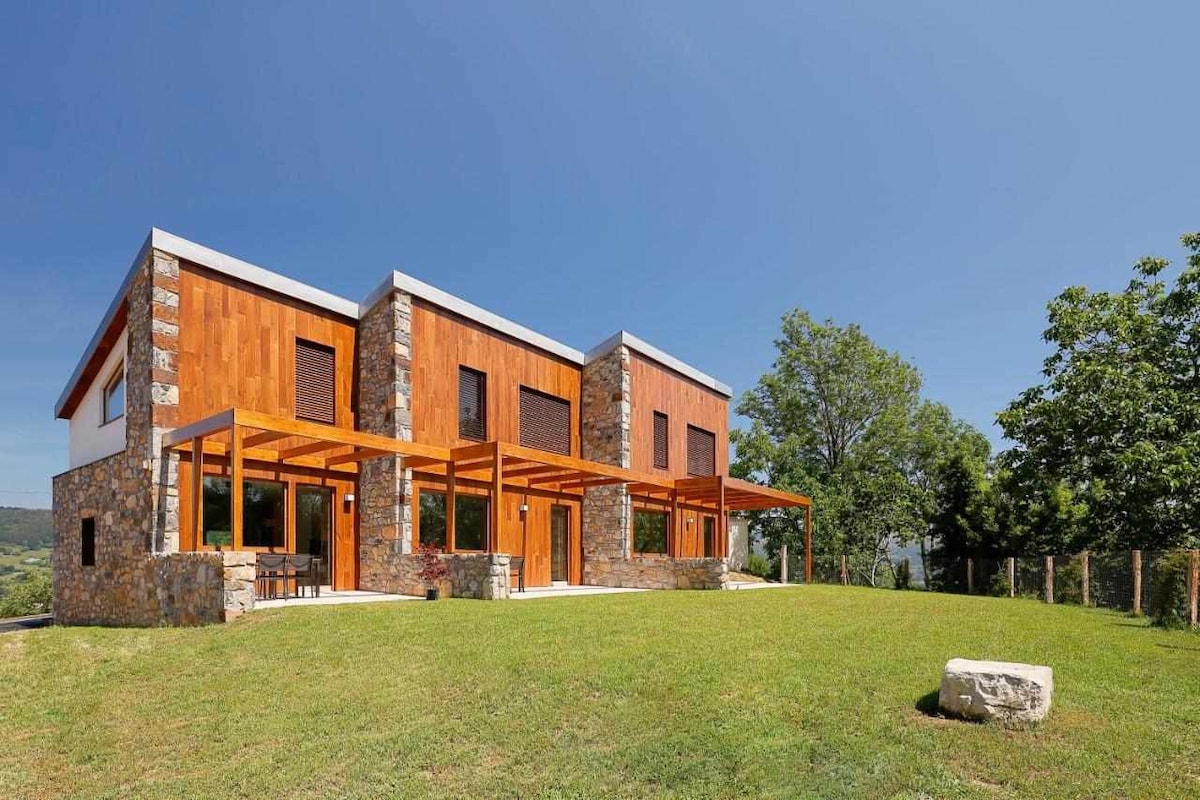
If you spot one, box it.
[419,490,488,551]
[634,509,669,554]
[202,477,286,549]
[102,363,125,424]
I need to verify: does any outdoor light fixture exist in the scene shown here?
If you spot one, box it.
[519,503,529,513]
[344,493,355,503]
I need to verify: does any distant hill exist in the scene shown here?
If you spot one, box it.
[0,508,53,549]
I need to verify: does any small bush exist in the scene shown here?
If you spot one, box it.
[1149,551,1191,629]
[1055,557,1085,605]
[894,558,912,590]
[745,553,774,580]
[0,572,52,618]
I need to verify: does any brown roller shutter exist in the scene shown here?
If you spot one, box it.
[295,339,336,424]
[458,366,487,441]
[653,411,669,470]
[686,424,715,477]
[519,386,571,455]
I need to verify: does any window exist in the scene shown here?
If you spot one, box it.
[295,339,336,424]
[102,363,125,424]
[633,509,669,554]
[458,366,487,441]
[703,517,716,558]
[202,477,286,549]
[519,386,571,455]
[81,518,96,566]
[686,425,716,477]
[652,411,669,470]
[418,490,489,551]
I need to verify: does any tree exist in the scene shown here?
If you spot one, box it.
[998,233,1200,550]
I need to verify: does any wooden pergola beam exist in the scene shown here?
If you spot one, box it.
[527,470,591,486]
[278,440,346,461]
[557,476,626,491]
[242,430,290,449]
[324,448,390,467]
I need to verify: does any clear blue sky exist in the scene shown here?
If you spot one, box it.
[2,2,1198,508]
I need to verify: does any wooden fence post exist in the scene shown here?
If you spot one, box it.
[1189,549,1198,629]
[966,558,975,594]
[1131,550,1142,617]
[1044,555,1054,604]
[1081,550,1090,607]
[840,554,849,586]
[780,544,788,584]
[1007,557,1015,598]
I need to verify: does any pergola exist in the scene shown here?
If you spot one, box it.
[163,408,813,577]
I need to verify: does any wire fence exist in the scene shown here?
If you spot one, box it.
[807,548,1200,627]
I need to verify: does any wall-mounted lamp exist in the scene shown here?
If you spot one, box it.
[344,493,356,503]
[519,503,529,513]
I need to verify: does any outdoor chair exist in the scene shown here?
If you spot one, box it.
[510,556,525,593]
[286,554,321,598]
[256,553,287,600]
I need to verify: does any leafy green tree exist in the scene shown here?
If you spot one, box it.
[998,233,1200,550]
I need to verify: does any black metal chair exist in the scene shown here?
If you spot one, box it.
[510,556,526,593]
[256,553,287,599]
[287,554,321,598]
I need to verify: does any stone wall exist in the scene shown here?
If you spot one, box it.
[357,290,416,594]
[354,552,511,599]
[586,554,728,590]
[581,345,632,576]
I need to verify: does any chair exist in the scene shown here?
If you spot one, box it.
[287,554,321,598]
[256,553,287,599]
[510,556,525,593]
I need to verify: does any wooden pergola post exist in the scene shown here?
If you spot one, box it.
[670,489,679,558]
[1132,550,1142,616]
[804,503,813,584]
[717,476,726,558]
[489,442,503,553]
[191,436,204,548]
[446,460,456,553]
[229,424,243,550]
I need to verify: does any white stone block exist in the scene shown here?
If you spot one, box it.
[938,658,1053,723]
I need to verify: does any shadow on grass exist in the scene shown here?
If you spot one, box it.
[915,690,943,718]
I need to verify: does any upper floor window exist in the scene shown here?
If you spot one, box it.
[458,366,487,441]
[295,339,335,425]
[102,363,125,424]
[686,424,716,477]
[652,411,669,470]
[519,386,571,455]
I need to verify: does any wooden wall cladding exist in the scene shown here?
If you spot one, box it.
[410,300,583,455]
[176,262,358,429]
[628,351,729,478]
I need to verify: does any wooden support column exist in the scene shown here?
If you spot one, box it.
[670,489,680,558]
[446,460,456,553]
[717,477,727,558]
[191,436,204,549]
[230,425,243,550]
[804,504,813,584]
[1081,550,1090,606]
[1132,549,1143,616]
[489,442,503,553]
[1007,557,1016,598]
[1044,555,1054,604]
[1189,549,1199,629]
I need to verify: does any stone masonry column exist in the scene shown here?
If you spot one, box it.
[357,290,414,590]
[581,344,632,584]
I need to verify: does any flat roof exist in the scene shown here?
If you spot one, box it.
[56,229,733,417]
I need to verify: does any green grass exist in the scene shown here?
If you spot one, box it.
[2,587,1198,799]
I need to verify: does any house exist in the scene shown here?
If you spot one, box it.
[51,229,810,625]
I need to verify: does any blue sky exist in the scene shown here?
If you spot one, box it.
[2,2,1198,507]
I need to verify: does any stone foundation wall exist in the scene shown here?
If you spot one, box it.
[221,551,257,617]
[585,555,729,590]
[355,550,511,599]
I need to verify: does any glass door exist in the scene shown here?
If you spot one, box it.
[550,506,569,582]
[296,486,333,586]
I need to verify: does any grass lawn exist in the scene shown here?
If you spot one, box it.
[2,587,1198,799]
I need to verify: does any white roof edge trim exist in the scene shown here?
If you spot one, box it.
[363,271,586,365]
[151,229,360,319]
[584,331,734,398]
[53,232,152,418]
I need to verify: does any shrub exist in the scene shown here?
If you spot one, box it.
[745,553,774,580]
[989,568,1011,597]
[1055,556,1085,605]
[416,544,448,588]
[894,558,912,590]
[0,572,52,618]
[1148,551,1191,629]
